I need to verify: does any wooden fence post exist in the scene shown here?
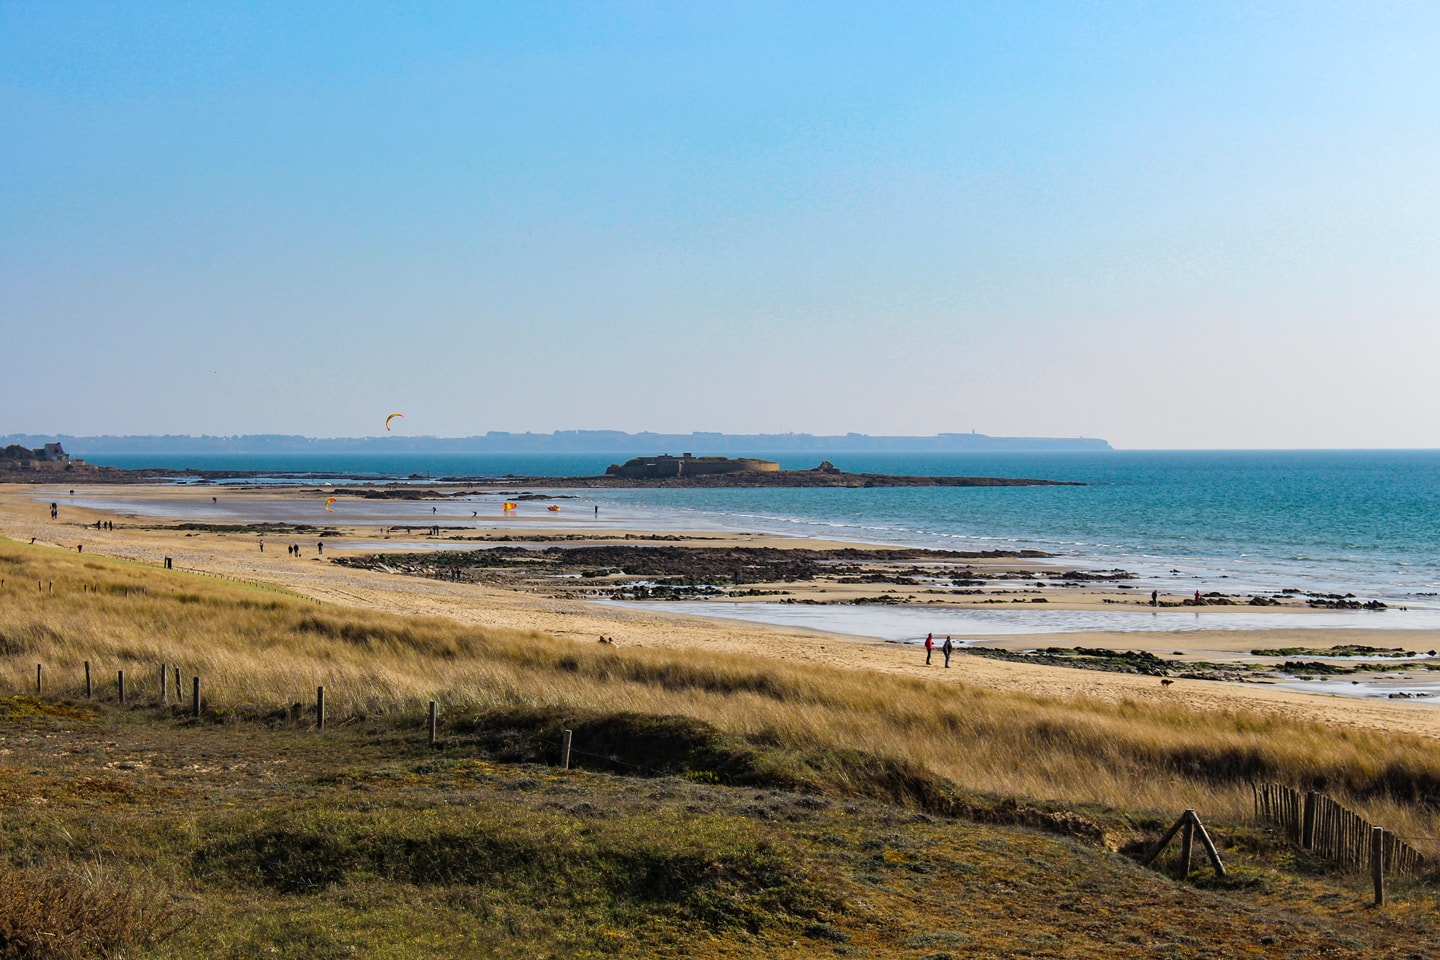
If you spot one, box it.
[316,686,325,731]
[159,664,167,702]
[35,664,41,696]
[1191,812,1228,878]
[118,670,125,704]
[192,677,200,718]
[428,701,437,746]
[84,661,91,699]
[1143,810,1226,879]
[561,729,573,770]
[1179,810,1195,878]
[1302,791,1316,850]
[1372,827,1385,906]
[175,667,182,702]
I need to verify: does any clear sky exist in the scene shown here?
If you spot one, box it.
[2,2,1436,448]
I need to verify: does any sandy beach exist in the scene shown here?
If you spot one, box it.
[8,481,1440,738]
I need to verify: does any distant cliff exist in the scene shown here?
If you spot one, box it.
[1,431,1112,456]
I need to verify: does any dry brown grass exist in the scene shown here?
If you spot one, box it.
[0,861,180,960]
[5,538,1440,846]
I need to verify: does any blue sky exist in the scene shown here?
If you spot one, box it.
[2,2,1437,448]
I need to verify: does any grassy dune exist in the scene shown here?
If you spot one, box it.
[5,538,1440,957]
[4,540,1440,836]
[7,699,1433,959]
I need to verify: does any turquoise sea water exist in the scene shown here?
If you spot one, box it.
[90,450,1440,603]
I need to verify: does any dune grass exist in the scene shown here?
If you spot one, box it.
[8,538,1440,957]
[4,538,1440,846]
[7,702,1434,959]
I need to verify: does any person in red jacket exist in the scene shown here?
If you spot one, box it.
[924,633,934,665]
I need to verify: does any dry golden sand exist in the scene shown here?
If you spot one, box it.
[8,481,1440,739]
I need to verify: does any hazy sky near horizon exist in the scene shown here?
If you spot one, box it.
[3,3,1437,449]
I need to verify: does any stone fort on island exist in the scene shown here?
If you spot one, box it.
[605,453,781,479]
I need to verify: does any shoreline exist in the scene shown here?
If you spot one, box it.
[53,479,1440,607]
[7,481,1440,733]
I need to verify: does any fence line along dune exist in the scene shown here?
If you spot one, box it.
[5,539,1440,847]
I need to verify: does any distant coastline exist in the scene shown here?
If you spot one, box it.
[0,463,1081,488]
[0,430,1112,458]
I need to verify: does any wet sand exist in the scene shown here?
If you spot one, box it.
[8,482,1440,738]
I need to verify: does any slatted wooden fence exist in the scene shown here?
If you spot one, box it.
[1254,783,1424,878]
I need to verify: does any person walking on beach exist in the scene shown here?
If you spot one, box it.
[1151,590,1158,607]
[942,636,953,668]
[317,542,324,556]
[259,540,264,553]
[924,633,934,665]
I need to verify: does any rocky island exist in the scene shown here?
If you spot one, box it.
[519,454,1083,487]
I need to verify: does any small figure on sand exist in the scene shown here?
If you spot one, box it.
[50,502,58,519]
[942,636,953,668]
[1151,589,1158,607]
[259,540,264,553]
[924,633,934,665]
[594,505,599,517]
[1194,589,1202,603]
[317,542,324,556]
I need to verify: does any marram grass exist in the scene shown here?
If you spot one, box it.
[4,538,1440,846]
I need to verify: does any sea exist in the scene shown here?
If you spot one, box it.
[90,449,1440,607]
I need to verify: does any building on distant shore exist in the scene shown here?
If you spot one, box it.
[0,441,88,472]
[605,453,780,479]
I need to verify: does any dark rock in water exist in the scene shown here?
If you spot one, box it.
[1306,597,1387,610]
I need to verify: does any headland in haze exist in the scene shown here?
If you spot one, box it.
[1,430,1112,458]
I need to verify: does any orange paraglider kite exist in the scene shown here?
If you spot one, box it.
[385,412,404,431]
[503,502,517,512]
[324,497,338,513]
[547,505,560,512]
